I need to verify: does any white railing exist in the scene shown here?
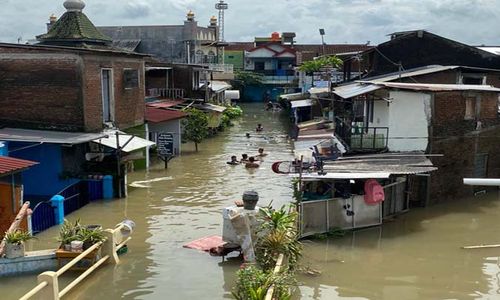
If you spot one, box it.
[19,223,132,300]
[147,88,185,99]
[208,63,234,73]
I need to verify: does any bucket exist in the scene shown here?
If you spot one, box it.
[71,240,83,252]
[242,191,259,210]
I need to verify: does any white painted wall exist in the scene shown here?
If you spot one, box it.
[370,100,389,128]
[387,91,431,152]
[148,119,183,155]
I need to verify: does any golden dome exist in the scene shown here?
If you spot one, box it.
[187,10,195,17]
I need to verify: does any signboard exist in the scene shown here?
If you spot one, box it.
[157,133,174,157]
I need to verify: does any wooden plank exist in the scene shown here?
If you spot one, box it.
[462,244,500,249]
[0,201,30,256]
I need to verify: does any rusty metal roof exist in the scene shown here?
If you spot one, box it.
[0,156,38,176]
[145,107,187,123]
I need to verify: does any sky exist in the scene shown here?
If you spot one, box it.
[1,0,500,46]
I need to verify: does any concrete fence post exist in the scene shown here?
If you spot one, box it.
[37,271,59,300]
[50,195,65,225]
[102,229,119,265]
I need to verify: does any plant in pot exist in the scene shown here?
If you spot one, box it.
[57,219,83,251]
[3,230,35,259]
[76,227,106,250]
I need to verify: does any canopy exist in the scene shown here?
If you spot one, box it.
[291,99,314,108]
[92,131,155,153]
[0,128,107,145]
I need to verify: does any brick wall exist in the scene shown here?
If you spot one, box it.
[429,91,500,203]
[0,45,146,132]
[0,50,85,131]
[82,55,145,132]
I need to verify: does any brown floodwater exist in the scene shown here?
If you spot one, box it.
[3,103,500,300]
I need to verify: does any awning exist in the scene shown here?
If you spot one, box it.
[146,67,173,71]
[291,99,314,108]
[0,128,107,145]
[145,107,187,123]
[331,83,383,99]
[280,92,309,101]
[0,156,38,176]
[92,131,155,153]
[200,81,232,93]
[367,82,500,93]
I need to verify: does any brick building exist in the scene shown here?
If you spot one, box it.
[0,0,153,200]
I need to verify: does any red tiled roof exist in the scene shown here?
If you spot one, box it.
[145,107,187,123]
[0,156,38,176]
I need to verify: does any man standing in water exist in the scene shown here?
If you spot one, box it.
[245,156,260,168]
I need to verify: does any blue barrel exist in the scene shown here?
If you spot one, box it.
[103,175,114,199]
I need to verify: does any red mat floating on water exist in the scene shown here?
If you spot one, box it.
[183,235,226,252]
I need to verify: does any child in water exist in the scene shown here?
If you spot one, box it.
[240,154,249,163]
[227,155,239,165]
[256,124,263,132]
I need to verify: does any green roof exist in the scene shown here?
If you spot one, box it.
[37,11,111,44]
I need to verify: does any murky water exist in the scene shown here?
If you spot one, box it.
[1,103,295,299]
[4,103,500,299]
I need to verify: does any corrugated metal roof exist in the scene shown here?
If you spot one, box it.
[291,99,314,108]
[332,83,383,99]
[477,47,500,55]
[322,153,437,175]
[200,81,232,93]
[0,128,107,144]
[0,156,38,176]
[280,92,308,100]
[371,82,500,92]
[291,172,391,179]
[145,107,187,123]
[147,100,185,109]
[193,103,227,113]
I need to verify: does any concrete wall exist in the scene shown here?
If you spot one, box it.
[224,50,244,70]
[387,91,431,151]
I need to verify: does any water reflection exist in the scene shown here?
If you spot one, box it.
[297,193,500,299]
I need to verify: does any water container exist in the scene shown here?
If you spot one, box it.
[71,240,83,252]
[242,191,259,210]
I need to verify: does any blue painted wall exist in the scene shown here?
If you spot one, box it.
[8,142,78,197]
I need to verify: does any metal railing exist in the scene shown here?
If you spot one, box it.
[147,88,185,99]
[348,127,389,151]
[20,223,132,300]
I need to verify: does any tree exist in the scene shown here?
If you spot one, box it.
[182,108,209,152]
[230,71,264,101]
[298,55,343,87]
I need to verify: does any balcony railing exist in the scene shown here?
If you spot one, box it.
[348,127,389,151]
[147,88,185,99]
[262,75,297,84]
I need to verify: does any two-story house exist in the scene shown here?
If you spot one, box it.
[0,0,153,201]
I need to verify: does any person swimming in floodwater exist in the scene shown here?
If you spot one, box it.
[257,148,268,157]
[245,156,260,169]
[256,124,263,132]
[246,132,251,138]
[227,155,239,165]
[240,153,249,163]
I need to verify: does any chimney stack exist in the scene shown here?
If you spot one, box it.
[46,14,57,32]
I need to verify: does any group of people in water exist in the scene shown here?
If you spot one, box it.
[227,148,268,168]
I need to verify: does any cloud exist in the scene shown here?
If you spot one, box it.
[0,0,499,46]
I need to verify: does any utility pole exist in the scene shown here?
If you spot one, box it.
[319,29,325,56]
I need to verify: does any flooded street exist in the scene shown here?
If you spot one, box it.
[2,103,295,299]
[3,103,500,300]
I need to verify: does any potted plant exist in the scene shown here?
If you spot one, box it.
[76,226,106,250]
[3,230,35,259]
[57,219,82,251]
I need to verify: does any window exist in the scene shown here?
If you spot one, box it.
[228,55,234,59]
[101,69,114,123]
[123,69,139,89]
[464,97,476,120]
[254,62,265,71]
[460,73,486,85]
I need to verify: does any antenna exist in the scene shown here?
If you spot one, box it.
[215,0,228,42]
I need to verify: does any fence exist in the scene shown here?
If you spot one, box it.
[31,202,56,234]
[31,179,105,234]
[147,88,185,99]
[349,127,389,151]
[19,223,132,300]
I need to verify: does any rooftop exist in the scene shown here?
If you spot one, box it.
[0,156,38,176]
[145,107,187,123]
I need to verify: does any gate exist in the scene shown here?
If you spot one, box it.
[31,201,56,234]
